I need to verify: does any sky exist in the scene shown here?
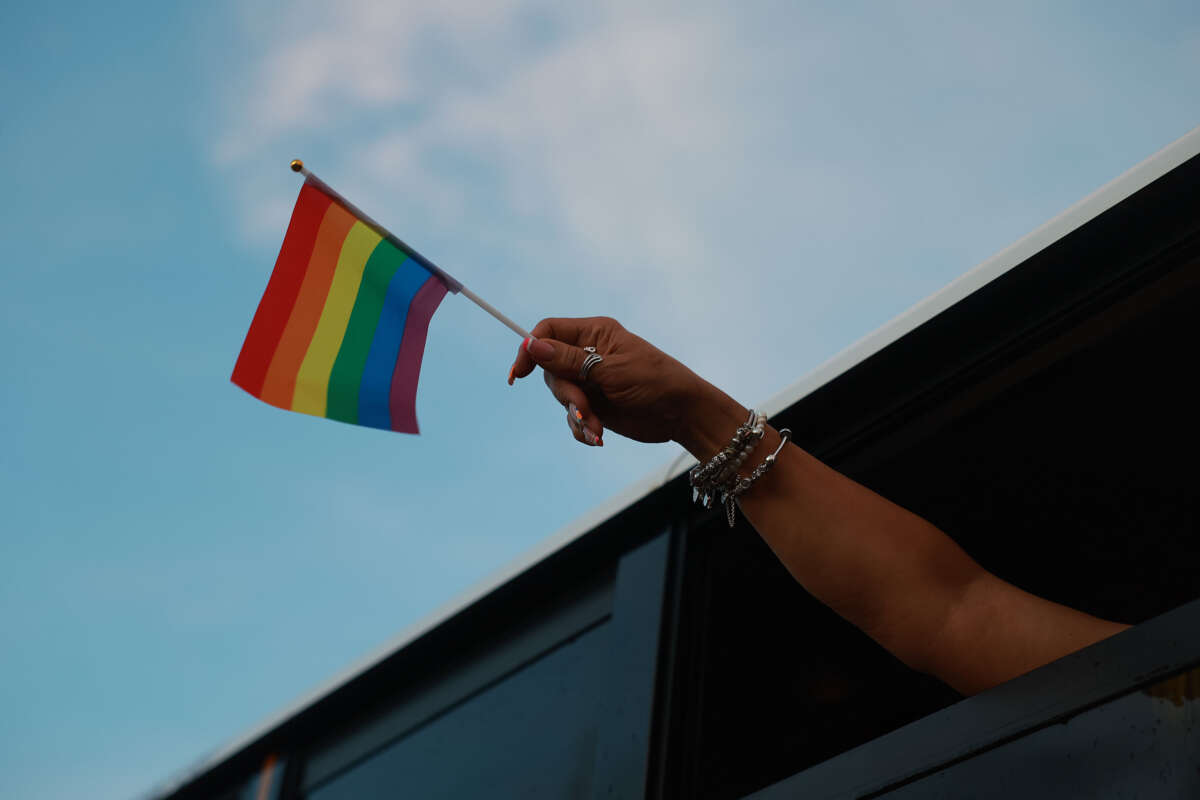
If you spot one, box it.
[2,1,1197,798]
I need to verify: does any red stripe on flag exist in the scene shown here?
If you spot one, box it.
[389,275,448,434]
[231,183,333,396]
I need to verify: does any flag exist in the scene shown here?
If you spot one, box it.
[232,180,448,434]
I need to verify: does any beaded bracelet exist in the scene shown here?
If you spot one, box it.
[687,407,792,527]
[721,428,791,528]
[700,414,766,495]
[688,410,762,497]
[688,408,757,483]
[688,409,765,509]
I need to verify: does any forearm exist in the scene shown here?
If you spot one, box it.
[676,384,1128,693]
[676,386,987,676]
[743,433,986,671]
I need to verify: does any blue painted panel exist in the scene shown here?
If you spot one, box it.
[307,621,610,800]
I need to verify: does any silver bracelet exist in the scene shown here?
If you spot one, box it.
[706,411,766,491]
[688,409,765,508]
[722,428,791,528]
[689,408,757,486]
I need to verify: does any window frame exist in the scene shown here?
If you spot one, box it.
[747,597,1200,798]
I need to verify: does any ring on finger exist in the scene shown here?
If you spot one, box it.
[579,346,604,381]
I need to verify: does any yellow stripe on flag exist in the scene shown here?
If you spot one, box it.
[292,222,382,416]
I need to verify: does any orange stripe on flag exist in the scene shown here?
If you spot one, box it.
[259,202,358,409]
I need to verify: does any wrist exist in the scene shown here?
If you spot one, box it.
[673,381,750,461]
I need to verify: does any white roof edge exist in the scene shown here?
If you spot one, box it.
[149,124,1200,799]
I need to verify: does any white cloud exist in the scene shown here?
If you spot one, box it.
[216,1,786,384]
[215,0,1200,405]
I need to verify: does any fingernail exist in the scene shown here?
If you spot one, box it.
[528,339,554,361]
[507,365,515,385]
[568,403,582,425]
[596,434,604,447]
[521,337,532,353]
[583,428,599,446]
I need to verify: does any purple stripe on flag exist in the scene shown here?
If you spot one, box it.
[356,254,429,431]
[389,275,448,433]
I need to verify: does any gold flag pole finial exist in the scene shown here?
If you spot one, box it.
[289,159,304,173]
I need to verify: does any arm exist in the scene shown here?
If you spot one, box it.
[509,317,1128,695]
[681,383,1128,695]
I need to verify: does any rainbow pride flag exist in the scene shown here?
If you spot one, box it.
[232,180,448,433]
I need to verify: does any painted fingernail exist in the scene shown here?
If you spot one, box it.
[521,337,532,353]
[528,339,554,361]
[572,405,583,421]
[583,428,599,446]
[507,365,515,385]
[596,434,604,447]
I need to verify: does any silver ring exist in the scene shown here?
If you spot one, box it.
[579,346,604,381]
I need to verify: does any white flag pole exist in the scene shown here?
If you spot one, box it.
[289,160,533,340]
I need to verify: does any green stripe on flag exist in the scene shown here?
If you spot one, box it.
[326,241,407,424]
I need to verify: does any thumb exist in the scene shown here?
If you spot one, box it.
[525,337,588,381]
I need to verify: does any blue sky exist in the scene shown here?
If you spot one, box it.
[2,2,1197,797]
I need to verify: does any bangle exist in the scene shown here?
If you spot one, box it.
[687,414,791,528]
[688,409,766,508]
[722,428,791,528]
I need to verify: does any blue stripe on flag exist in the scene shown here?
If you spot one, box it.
[357,256,432,430]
